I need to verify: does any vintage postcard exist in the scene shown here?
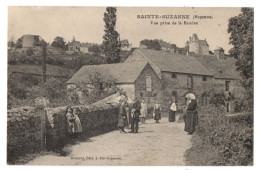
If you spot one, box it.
[7,6,253,166]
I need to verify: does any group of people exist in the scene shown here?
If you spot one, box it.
[117,96,144,134]
[117,92,179,133]
[117,91,198,135]
[64,91,198,137]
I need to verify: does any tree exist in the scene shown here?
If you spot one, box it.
[51,36,66,49]
[41,40,47,83]
[228,8,253,110]
[140,39,162,51]
[103,7,121,63]
[15,37,23,48]
[26,48,34,56]
[89,44,101,54]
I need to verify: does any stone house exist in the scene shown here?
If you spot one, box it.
[124,48,214,109]
[120,39,132,51]
[66,62,161,107]
[159,40,172,52]
[187,34,209,55]
[68,41,81,52]
[193,54,241,112]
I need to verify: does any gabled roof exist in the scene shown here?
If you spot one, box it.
[66,62,149,84]
[68,41,81,47]
[192,54,240,79]
[132,49,213,76]
[198,40,209,47]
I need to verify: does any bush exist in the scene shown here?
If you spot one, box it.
[186,105,253,166]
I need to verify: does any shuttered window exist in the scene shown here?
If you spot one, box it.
[146,76,152,92]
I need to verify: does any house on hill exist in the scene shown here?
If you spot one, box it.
[66,62,161,107]
[187,34,209,55]
[159,40,172,52]
[125,48,214,108]
[120,39,132,51]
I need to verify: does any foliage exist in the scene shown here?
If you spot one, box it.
[35,97,50,108]
[51,36,66,50]
[88,44,101,54]
[15,37,23,48]
[228,8,253,111]
[103,7,121,63]
[41,40,47,82]
[186,105,253,166]
[8,74,69,109]
[140,39,162,51]
[28,78,67,101]
[26,48,34,57]
[8,40,15,48]
[67,71,117,105]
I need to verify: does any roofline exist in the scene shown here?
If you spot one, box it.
[161,70,214,77]
[214,77,238,80]
[133,62,149,83]
[66,82,135,85]
[137,49,162,79]
[133,63,161,83]
[137,49,214,78]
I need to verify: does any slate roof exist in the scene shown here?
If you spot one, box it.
[192,54,240,79]
[66,62,149,84]
[192,34,199,41]
[198,40,209,46]
[134,49,213,76]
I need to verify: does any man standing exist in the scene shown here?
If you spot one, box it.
[130,97,141,133]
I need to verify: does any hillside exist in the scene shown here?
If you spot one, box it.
[8,64,76,78]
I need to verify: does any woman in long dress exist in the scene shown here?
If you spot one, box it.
[184,95,198,134]
[169,99,177,122]
[153,100,161,123]
[140,99,148,124]
[118,101,127,133]
[65,106,76,134]
[73,107,83,133]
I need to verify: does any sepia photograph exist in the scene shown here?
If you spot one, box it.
[6,6,254,166]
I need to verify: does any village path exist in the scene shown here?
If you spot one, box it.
[27,115,192,166]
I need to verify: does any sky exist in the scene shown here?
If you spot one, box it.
[8,7,241,53]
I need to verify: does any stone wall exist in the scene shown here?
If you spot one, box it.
[7,107,45,163]
[7,99,120,162]
[161,72,214,108]
[45,102,119,151]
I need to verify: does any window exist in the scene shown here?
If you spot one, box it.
[202,76,207,81]
[225,81,230,91]
[187,76,193,89]
[202,95,208,106]
[172,73,177,78]
[172,90,177,97]
[140,93,143,97]
[146,76,152,92]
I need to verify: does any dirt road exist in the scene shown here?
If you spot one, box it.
[27,115,192,166]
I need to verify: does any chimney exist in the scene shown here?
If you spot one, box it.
[214,47,225,60]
